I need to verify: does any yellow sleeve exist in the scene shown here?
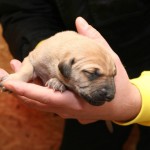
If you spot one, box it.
[115,71,150,126]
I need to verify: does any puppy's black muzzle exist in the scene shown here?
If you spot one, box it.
[80,84,116,106]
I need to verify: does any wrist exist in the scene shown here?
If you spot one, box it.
[115,71,150,126]
[109,63,142,123]
[114,83,142,123]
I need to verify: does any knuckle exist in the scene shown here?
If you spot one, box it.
[59,113,70,119]
[78,119,88,124]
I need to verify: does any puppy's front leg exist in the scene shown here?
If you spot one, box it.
[0,57,34,91]
[45,78,66,93]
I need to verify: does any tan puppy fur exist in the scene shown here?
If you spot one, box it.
[0,31,116,106]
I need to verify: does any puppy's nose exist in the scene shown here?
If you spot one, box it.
[101,88,114,101]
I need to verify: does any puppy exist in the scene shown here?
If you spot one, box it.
[0,31,116,106]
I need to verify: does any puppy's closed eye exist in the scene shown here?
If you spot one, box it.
[82,68,101,80]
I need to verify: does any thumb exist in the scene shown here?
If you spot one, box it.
[75,17,107,45]
[75,17,117,57]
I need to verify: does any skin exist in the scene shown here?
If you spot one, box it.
[0,17,141,124]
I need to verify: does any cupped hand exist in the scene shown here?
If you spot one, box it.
[0,17,141,124]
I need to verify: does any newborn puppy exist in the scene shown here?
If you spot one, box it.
[0,31,116,106]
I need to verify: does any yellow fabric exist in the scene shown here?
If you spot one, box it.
[116,71,150,126]
[35,40,45,47]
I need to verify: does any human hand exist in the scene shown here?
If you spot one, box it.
[0,17,141,124]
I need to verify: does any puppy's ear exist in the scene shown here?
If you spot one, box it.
[58,58,75,78]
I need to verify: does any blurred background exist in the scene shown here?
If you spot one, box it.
[0,25,64,150]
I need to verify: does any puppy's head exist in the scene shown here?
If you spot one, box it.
[58,42,116,106]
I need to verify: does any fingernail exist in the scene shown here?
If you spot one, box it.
[77,17,89,30]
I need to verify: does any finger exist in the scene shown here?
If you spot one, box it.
[75,17,116,57]
[3,80,55,104]
[0,69,9,91]
[16,95,49,111]
[75,17,107,44]
[3,80,82,107]
[0,69,9,78]
[10,59,22,72]
[78,119,97,124]
[15,93,80,117]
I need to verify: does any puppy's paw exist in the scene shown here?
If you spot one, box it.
[0,75,12,92]
[45,78,66,92]
[0,73,22,93]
